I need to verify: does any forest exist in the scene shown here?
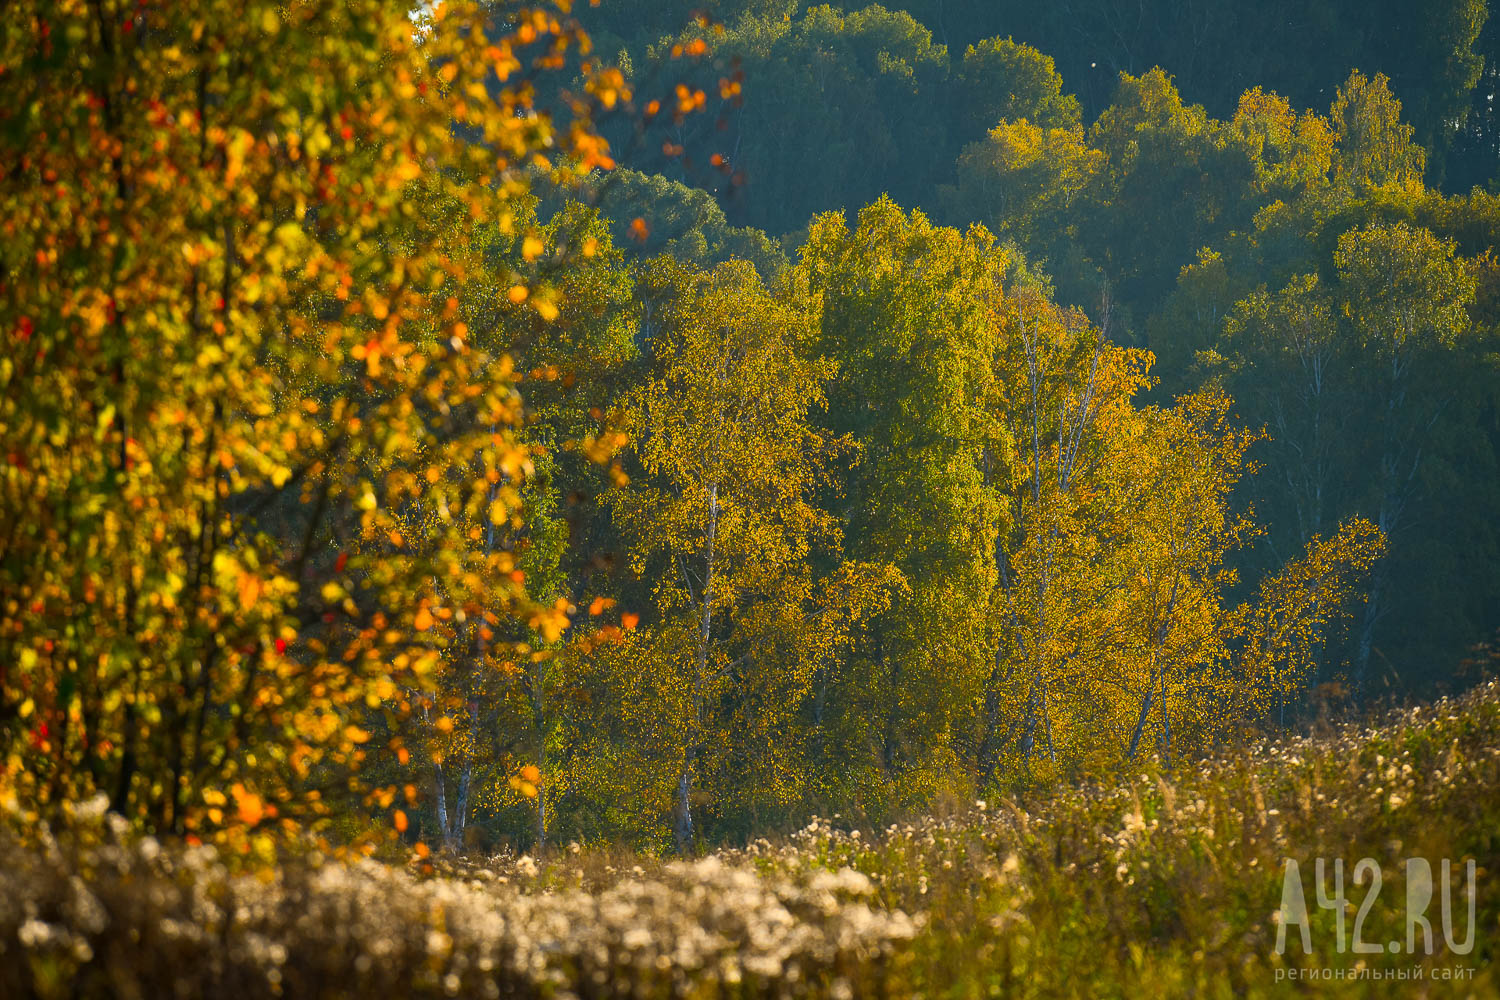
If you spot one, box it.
[1,0,1498,996]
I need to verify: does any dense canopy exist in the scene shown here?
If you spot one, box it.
[3,0,1497,860]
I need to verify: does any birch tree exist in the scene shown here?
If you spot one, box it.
[1333,221,1475,699]
[611,258,883,851]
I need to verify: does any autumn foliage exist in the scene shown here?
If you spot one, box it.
[3,0,1464,862]
[0,0,622,843]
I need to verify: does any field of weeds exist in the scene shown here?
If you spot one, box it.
[5,683,1499,999]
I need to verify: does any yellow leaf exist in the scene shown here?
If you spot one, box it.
[237,571,263,611]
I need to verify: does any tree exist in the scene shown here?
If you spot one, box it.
[1198,211,1488,698]
[1220,274,1347,549]
[987,377,1382,774]
[955,37,1081,136]
[0,0,618,840]
[943,69,1307,339]
[609,258,882,850]
[621,5,953,240]
[798,199,1007,807]
[1081,69,1263,316]
[1148,69,1500,695]
[978,278,1151,777]
[915,0,1486,171]
[576,0,796,56]
[941,119,1104,259]
[1444,11,1500,192]
[571,168,787,280]
[1228,519,1385,728]
[1331,70,1427,191]
[1227,87,1337,196]
[1333,221,1476,697]
[381,199,638,853]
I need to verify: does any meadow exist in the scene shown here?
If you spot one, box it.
[5,682,1496,999]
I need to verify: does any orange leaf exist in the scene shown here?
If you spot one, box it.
[237,571,263,612]
[394,809,408,833]
[232,783,265,826]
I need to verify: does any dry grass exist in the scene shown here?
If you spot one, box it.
[5,683,1500,998]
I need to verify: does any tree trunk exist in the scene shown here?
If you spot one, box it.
[532,699,548,853]
[1353,561,1385,704]
[677,482,718,856]
[453,758,472,851]
[1018,684,1039,764]
[1126,676,1156,761]
[433,760,450,849]
[535,784,547,854]
[673,760,694,855]
[882,648,902,775]
[433,757,471,854]
[1353,481,1396,704]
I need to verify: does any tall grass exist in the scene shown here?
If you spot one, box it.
[5,683,1498,998]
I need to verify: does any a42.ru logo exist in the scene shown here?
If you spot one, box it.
[1274,857,1476,955]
